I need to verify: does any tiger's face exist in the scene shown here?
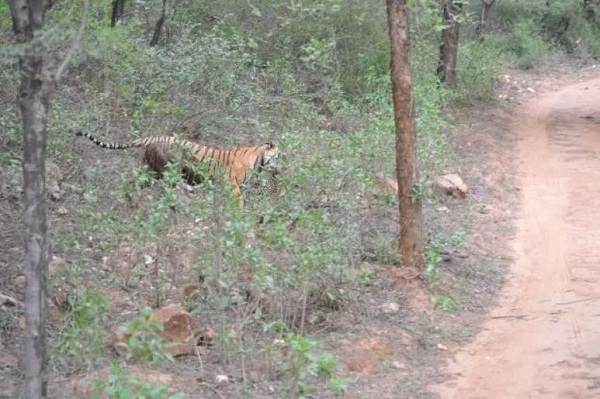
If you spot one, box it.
[262,142,279,166]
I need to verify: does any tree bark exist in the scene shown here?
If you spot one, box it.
[584,0,600,21]
[7,0,53,397]
[111,0,125,27]
[436,0,463,88]
[386,0,425,269]
[150,0,167,46]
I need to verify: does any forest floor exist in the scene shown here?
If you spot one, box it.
[1,61,599,399]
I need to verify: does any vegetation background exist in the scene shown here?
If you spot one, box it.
[0,0,599,397]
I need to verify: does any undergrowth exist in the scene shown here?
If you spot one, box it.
[1,0,594,397]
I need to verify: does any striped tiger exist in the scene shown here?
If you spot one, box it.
[74,131,279,205]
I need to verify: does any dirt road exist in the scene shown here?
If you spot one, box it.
[432,77,600,398]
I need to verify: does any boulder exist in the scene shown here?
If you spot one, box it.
[435,173,468,198]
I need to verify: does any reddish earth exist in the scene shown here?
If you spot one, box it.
[432,77,600,398]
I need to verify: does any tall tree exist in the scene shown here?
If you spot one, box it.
[111,0,125,27]
[6,1,86,396]
[477,0,496,36]
[150,0,167,46]
[436,0,464,88]
[386,0,425,269]
[7,1,53,396]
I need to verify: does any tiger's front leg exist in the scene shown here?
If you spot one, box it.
[231,182,244,210]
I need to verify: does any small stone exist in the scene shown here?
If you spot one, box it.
[437,343,448,351]
[48,182,62,201]
[14,275,26,287]
[478,204,492,214]
[381,302,400,314]
[435,174,468,198]
[392,361,406,369]
[83,193,95,203]
[215,375,229,384]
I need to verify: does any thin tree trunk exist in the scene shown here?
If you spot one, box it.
[436,0,463,88]
[584,0,600,21]
[386,0,425,269]
[111,0,125,27]
[150,0,167,46]
[21,64,50,399]
[7,0,53,397]
[477,0,495,36]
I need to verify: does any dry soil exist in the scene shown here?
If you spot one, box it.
[433,77,600,398]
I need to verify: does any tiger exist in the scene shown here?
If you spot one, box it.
[74,131,279,206]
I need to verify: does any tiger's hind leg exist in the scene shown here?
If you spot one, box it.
[142,145,170,183]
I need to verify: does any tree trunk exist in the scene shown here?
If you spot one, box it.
[386,0,425,269]
[111,0,125,27]
[584,0,600,21]
[477,0,495,36]
[7,0,53,397]
[436,0,463,88]
[150,0,167,46]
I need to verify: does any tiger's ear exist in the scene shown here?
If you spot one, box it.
[265,141,276,149]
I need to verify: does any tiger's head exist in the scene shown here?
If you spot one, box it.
[261,142,279,167]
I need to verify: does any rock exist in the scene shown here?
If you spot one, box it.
[381,302,400,314]
[215,374,229,385]
[477,204,492,214]
[14,275,26,287]
[435,174,468,198]
[392,361,406,369]
[48,181,62,201]
[150,304,201,356]
[197,326,215,346]
[107,304,200,357]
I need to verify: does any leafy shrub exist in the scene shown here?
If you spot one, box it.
[456,40,505,103]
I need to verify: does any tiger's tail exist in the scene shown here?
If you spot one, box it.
[74,131,143,149]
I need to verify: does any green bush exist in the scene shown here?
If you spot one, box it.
[490,20,549,69]
[485,0,600,64]
[456,40,505,103]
